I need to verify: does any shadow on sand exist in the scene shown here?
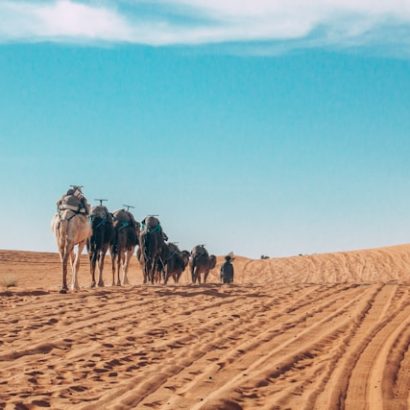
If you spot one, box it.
[154,283,268,299]
[0,289,50,298]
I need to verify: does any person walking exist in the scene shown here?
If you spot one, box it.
[220,254,234,284]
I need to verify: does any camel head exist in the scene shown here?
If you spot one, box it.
[209,255,217,270]
[181,250,190,267]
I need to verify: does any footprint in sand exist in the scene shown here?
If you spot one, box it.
[31,400,51,408]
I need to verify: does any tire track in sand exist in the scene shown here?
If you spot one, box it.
[187,284,379,410]
[87,284,366,409]
[1,284,316,408]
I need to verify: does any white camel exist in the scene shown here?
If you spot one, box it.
[51,210,92,293]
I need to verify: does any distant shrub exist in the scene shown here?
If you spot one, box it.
[260,255,269,260]
[1,274,18,288]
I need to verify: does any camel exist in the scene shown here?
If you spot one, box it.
[111,209,139,286]
[189,245,217,284]
[87,203,114,288]
[164,243,190,285]
[137,243,166,284]
[51,210,92,293]
[139,216,166,284]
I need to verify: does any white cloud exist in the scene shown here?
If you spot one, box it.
[0,0,409,53]
[0,0,133,42]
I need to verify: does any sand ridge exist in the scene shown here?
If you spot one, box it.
[1,245,410,409]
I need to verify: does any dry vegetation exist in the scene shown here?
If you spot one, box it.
[1,245,410,409]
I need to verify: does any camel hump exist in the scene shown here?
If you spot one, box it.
[58,194,84,213]
[192,245,209,258]
[141,216,164,235]
[168,242,180,253]
[209,255,217,269]
[57,185,90,215]
[113,209,139,231]
[113,209,133,222]
[144,216,160,229]
[91,205,110,219]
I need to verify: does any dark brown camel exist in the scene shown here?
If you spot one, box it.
[111,209,139,286]
[189,245,217,284]
[164,243,190,285]
[87,204,114,288]
[139,216,166,284]
[136,243,166,284]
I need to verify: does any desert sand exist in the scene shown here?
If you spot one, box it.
[1,245,410,409]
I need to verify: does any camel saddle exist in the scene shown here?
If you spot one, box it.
[90,206,112,223]
[113,209,138,231]
[193,245,209,257]
[58,194,87,214]
[141,216,168,241]
[113,209,133,222]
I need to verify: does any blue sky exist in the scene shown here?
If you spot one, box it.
[1,1,410,258]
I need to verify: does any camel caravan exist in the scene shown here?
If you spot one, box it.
[51,186,221,293]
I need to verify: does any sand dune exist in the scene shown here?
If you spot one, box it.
[236,244,410,284]
[1,245,410,409]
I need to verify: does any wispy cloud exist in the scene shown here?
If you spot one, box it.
[1,0,410,53]
[0,1,133,42]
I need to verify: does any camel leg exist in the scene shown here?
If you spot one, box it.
[144,261,149,283]
[97,248,106,287]
[122,251,129,285]
[164,266,170,286]
[117,250,123,286]
[60,249,69,294]
[111,252,116,287]
[145,260,151,284]
[62,241,74,293]
[146,260,150,284]
[204,270,209,284]
[150,261,156,285]
[161,265,167,284]
[147,259,152,284]
[191,266,196,284]
[69,250,75,273]
[90,251,97,288]
[120,251,127,286]
[122,247,133,285]
[71,242,84,291]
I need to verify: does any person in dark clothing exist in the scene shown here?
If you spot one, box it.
[220,255,234,284]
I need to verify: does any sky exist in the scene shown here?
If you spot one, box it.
[1,0,410,258]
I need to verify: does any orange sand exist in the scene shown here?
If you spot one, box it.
[1,245,410,409]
